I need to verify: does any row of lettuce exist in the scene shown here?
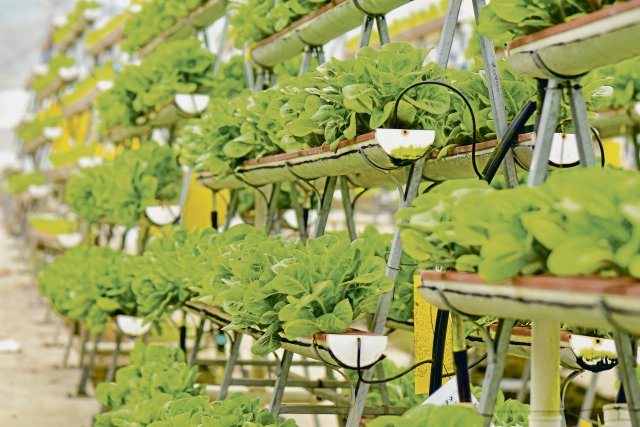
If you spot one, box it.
[95,343,528,426]
[67,0,630,57]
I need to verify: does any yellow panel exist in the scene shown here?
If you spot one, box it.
[414,274,454,395]
[603,138,623,167]
[181,174,228,230]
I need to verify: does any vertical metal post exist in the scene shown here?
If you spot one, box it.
[613,331,640,427]
[77,327,90,368]
[269,350,294,415]
[472,0,519,188]
[375,15,390,45]
[528,79,563,186]
[188,317,206,366]
[345,5,464,425]
[177,169,192,225]
[568,83,597,167]
[357,15,375,50]
[212,14,230,75]
[265,183,281,234]
[78,331,103,396]
[218,333,243,400]
[452,313,472,402]
[339,177,357,241]
[517,360,531,402]
[579,373,598,422]
[313,177,338,238]
[290,183,308,242]
[224,189,239,231]
[105,331,122,383]
[479,319,515,427]
[300,46,314,75]
[63,322,78,368]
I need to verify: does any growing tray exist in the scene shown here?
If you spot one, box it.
[418,271,640,335]
[467,326,616,372]
[185,301,386,368]
[45,165,79,182]
[30,230,64,251]
[591,104,640,139]
[507,0,640,79]
[251,0,410,68]
[62,87,100,117]
[57,9,101,53]
[35,68,79,103]
[104,124,150,144]
[198,132,534,191]
[136,98,203,128]
[23,133,48,154]
[85,21,124,57]
[138,0,227,58]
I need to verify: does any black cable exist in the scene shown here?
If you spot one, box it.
[354,338,488,384]
[590,126,606,167]
[392,80,480,179]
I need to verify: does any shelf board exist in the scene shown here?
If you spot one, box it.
[35,72,78,104]
[197,132,534,191]
[45,165,79,183]
[57,11,97,54]
[85,21,124,57]
[137,0,227,58]
[591,104,640,138]
[418,270,640,335]
[23,133,49,155]
[251,0,410,68]
[507,0,640,79]
[103,123,149,144]
[62,87,100,118]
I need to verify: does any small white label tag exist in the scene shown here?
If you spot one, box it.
[424,377,478,406]
[423,377,494,427]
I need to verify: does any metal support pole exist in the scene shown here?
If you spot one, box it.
[269,350,294,416]
[77,327,90,369]
[479,319,516,427]
[472,0,518,188]
[613,331,640,427]
[78,331,103,396]
[345,4,464,425]
[300,46,314,75]
[63,322,78,368]
[452,313,472,403]
[517,360,531,402]
[339,177,357,241]
[177,169,192,225]
[579,373,598,423]
[375,15,390,45]
[358,15,375,50]
[265,183,281,234]
[212,14,230,75]
[218,333,243,400]
[568,83,597,167]
[224,189,239,231]
[188,317,206,366]
[290,182,308,242]
[105,331,122,383]
[528,79,563,186]
[313,177,337,238]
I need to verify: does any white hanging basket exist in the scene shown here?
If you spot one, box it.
[57,233,83,249]
[116,315,152,336]
[145,205,181,226]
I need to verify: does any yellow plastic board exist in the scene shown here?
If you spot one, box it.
[414,274,454,394]
[181,174,227,230]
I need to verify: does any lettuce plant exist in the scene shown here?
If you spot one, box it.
[96,37,215,130]
[33,55,75,92]
[592,57,640,110]
[85,13,127,49]
[398,167,640,283]
[65,142,182,227]
[17,110,61,142]
[121,0,205,53]
[6,172,46,194]
[96,343,202,412]
[230,0,331,47]
[49,142,97,168]
[61,62,115,108]
[28,217,77,235]
[38,247,138,332]
[478,0,622,45]
[52,0,100,45]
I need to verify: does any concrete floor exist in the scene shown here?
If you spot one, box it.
[0,226,98,427]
